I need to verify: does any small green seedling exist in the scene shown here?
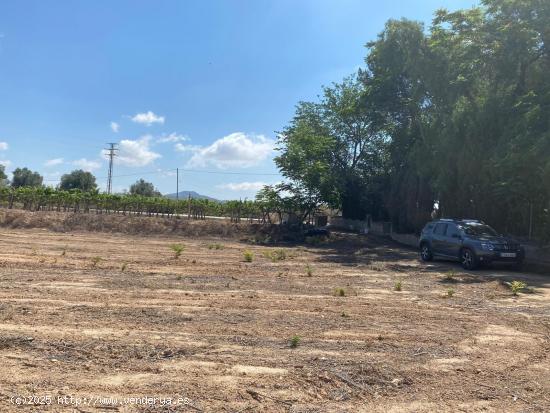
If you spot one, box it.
[208,243,224,250]
[91,256,102,268]
[269,249,287,262]
[507,280,527,296]
[243,250,254,262]
[445,270,456,281]
[306,264,313,277]
[341,311,349,318]
[446,288,455,298]
[334,288,346,297]
[394,280,402,291]
[289,335,301,348]
[171,244,184,259]
[121,262,128,272]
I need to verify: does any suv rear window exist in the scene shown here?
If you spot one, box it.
[434,223,447,236]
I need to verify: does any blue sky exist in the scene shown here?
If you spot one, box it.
[0,0,477,199]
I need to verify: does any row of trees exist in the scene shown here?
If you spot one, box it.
[0,167,98,191]
[275,0,550,240]
[0,166,163,197]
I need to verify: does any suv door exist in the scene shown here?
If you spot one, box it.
[431,223,448,256]
[441,223,463,258]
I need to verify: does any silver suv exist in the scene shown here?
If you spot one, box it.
[419,219,524,270]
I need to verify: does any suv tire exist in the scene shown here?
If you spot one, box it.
[461,248,478,270]
[420,243,433,262]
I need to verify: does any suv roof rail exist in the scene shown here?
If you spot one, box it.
[438,217,484,224]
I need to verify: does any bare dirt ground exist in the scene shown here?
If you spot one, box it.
[0,225,549,412]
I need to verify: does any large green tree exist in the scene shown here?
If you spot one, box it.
[59,170,97,192]
[273,0,550,239]
[129,179,161,197]
[11,167,43,188]
[360,0,550,237]
[0,165,7,186]
[275,75,387,220]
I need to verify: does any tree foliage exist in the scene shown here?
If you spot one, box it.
[275,75,387,220]
[129,179,162,197]
[0,165,7,187]
[276,0,550,240]
[11,167,43,188]
[59,170,98,192]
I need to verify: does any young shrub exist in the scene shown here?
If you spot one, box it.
[445,270,457,281]
[334,288,346,297]
[264,249,287,262]
[121,262,128,272]
[91,256,102,268]
[507,280,527,296]
[394,280,402,292]
[208,243,224,250]
[341,311,349,318]
[171,244,184,259]
[446,288,455,298]
[306,264,313,277]
[289,335,301,348]
[243,250,254,262]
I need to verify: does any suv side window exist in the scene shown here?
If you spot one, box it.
[447,224,460,238]
[423,223,434,233]
[434,223,447,236]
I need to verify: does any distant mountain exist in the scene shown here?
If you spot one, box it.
[165,190,220,202]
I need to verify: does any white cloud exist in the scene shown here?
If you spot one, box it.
[186,132,274,169]
[0,159,11,168]
[110,121,120,133]
[0,142,8,151]
[72,158,101,172]
[174,143,202,152]
[156,132,188,144]
[131,111,165,126]
[44,158,64,167]
[115,136,161,167]
[218,181,267,191]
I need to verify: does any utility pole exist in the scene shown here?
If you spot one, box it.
[176,168,179,200]
[104,143,118,194]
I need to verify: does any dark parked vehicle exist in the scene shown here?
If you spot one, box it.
[419,219,524,270]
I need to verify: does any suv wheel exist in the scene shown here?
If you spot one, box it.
[461,248,478,270]
[420,243,433,262]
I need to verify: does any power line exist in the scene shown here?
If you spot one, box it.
[176,168,280,176]
[43,167,280,182]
